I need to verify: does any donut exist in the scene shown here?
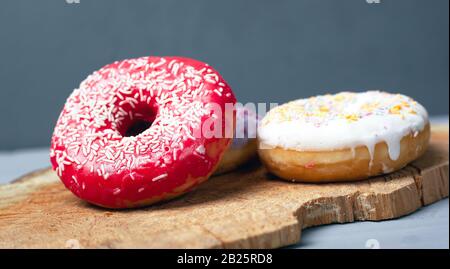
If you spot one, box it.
[214,106,259,175]
[257,91,430,182]
[50,56,236,208]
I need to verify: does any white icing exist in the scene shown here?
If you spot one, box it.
[258,91,429,162]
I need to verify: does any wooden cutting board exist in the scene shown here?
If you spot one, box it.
[0,127,448,248]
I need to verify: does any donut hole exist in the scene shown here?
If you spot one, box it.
[118,105,158,137]
[124,119,153,137]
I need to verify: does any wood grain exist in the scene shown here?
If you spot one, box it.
[0,129,448,249]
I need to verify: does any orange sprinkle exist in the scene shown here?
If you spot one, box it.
[389,105,403,114]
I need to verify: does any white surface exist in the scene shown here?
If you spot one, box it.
[294,198,449,249]
[0,147,50,183]
[0,116,448,249]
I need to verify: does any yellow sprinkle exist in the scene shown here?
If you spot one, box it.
[313,112,327,118]
[361,102,379,112]
[401,101,410,108]
[344,114,359,122]
[319,106,329,112]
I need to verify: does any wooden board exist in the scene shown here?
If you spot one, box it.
[0,128,448,249]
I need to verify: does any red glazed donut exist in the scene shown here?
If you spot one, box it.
[50,56,236,208]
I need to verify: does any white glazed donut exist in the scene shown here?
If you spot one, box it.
[257,91,430,182]
[214,106,259,175]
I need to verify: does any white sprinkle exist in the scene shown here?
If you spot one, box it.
[195,145,206,155]
[71,175,79,186]
[101,164,106,176]
[56,167,62,177]
[152,173,168,182]
[168,59,176,69]
[112,188,121,195]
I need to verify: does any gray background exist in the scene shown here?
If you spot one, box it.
[0,0,448,150]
